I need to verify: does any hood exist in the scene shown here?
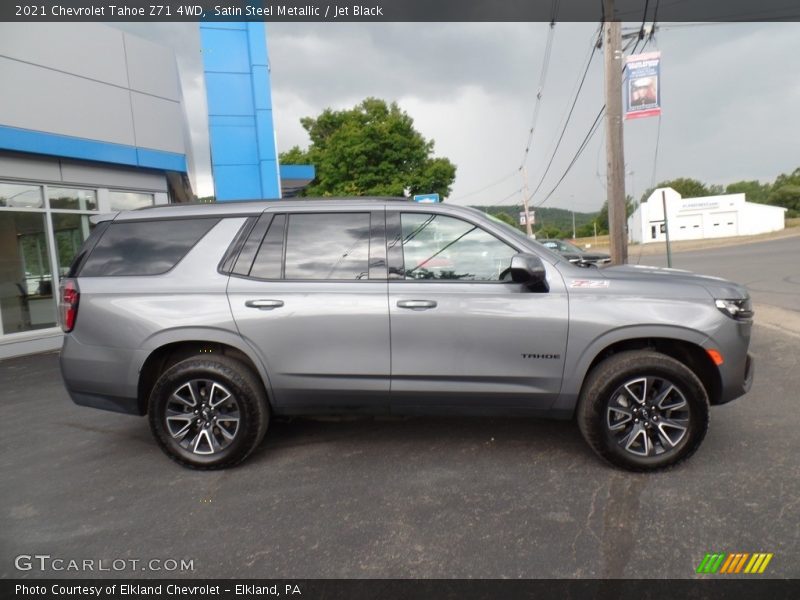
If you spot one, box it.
[600,264,749,299]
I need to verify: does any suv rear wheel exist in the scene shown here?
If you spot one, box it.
[577,350,709,471]
[148,355,269,469]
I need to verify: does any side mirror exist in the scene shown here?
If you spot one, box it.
[509,253,548,291]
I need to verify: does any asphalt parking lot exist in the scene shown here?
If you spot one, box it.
[1,320,798,580]
[637,234,800,312]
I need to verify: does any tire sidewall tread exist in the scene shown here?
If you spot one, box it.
[148,355,269,470]
[577,350,710,472]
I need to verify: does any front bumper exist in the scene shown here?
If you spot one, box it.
[742,352,755,394]
[715,351,754,405]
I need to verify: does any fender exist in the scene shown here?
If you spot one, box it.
[549,323,710,418]
[133,326,276,403]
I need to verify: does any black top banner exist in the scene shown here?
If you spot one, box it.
[3,0,800,22]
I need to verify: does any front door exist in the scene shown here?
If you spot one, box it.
[227,208,390,412]
[386,210,569,413]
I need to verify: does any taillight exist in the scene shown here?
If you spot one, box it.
[60,279,80,333]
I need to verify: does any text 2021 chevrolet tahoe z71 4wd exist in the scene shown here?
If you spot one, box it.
[59,199,754,470]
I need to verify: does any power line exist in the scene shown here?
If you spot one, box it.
[480,187,525,213]
[532,22,655,212]
[639,0,651,43]
[535,106,606,208]
[452,1,559,205]
[651,0,661,39]
[527,31,601,201]
[448,170,518,202]
[518,0,560,171]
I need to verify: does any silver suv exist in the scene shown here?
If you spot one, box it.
[59,199,754,471]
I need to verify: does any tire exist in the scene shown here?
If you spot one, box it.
[577,350,709,472]
[148,355,269,469]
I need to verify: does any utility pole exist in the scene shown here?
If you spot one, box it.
[520,166,534,237]
[603,0,628,264]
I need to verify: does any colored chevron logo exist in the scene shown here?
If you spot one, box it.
[696,552,774,574]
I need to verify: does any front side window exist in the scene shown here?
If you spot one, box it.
[284,213,370,280]
[399,213,516,281]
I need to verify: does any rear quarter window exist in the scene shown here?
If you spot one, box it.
[79,218,220,276]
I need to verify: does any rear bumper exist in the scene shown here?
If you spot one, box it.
[60,335,144,415]
[64,388,142,415]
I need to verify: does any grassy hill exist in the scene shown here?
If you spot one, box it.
[470,204,600,239]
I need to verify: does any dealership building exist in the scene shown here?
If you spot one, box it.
[628,187,786,245]
[0,23,312,358]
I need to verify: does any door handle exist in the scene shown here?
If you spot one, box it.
[397,299,437,310]
[245,299,284,310]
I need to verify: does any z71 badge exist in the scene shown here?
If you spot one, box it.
[570,279,610,288]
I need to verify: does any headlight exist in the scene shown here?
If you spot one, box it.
[715,298,754,320]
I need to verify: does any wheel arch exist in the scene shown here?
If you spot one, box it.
[136,334,272,416]
[555,326,722,418]
[582,338,721,405]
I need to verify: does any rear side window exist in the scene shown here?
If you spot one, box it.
[284,213,370,280]
[79,218,219,276]
[250,214,286,279]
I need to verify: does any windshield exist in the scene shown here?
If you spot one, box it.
[559,240,584,253]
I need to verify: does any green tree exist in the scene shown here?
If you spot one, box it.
[491,212,521,229]
[278,98,456,198]
[767,168,800,217]
[536,225,565,239]
[596,195,636,234]
[575,221,597,238]
[725,180,771,204]
[639,178,714,204]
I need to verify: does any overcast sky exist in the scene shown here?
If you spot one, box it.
[115,22,800,213]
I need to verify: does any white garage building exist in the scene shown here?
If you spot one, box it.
[628,187,786,244]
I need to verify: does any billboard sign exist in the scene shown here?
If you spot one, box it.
[413,193,440,203]
[624,51,661,120]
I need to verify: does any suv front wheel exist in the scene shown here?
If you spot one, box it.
[577,350,710,471]
[148,355,269,469]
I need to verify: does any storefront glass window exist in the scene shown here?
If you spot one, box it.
[2,180,158,343]
[52,213,93,277]
[0,211,57,334]
[0,182,43,208]
[48,187,98,211]
[109,191,154,211]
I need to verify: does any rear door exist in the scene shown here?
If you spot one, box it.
[227,207,390,412]
[386,208,569,413]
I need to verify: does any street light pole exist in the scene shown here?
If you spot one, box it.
[571,195,576,239]
[520,166,533,237]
